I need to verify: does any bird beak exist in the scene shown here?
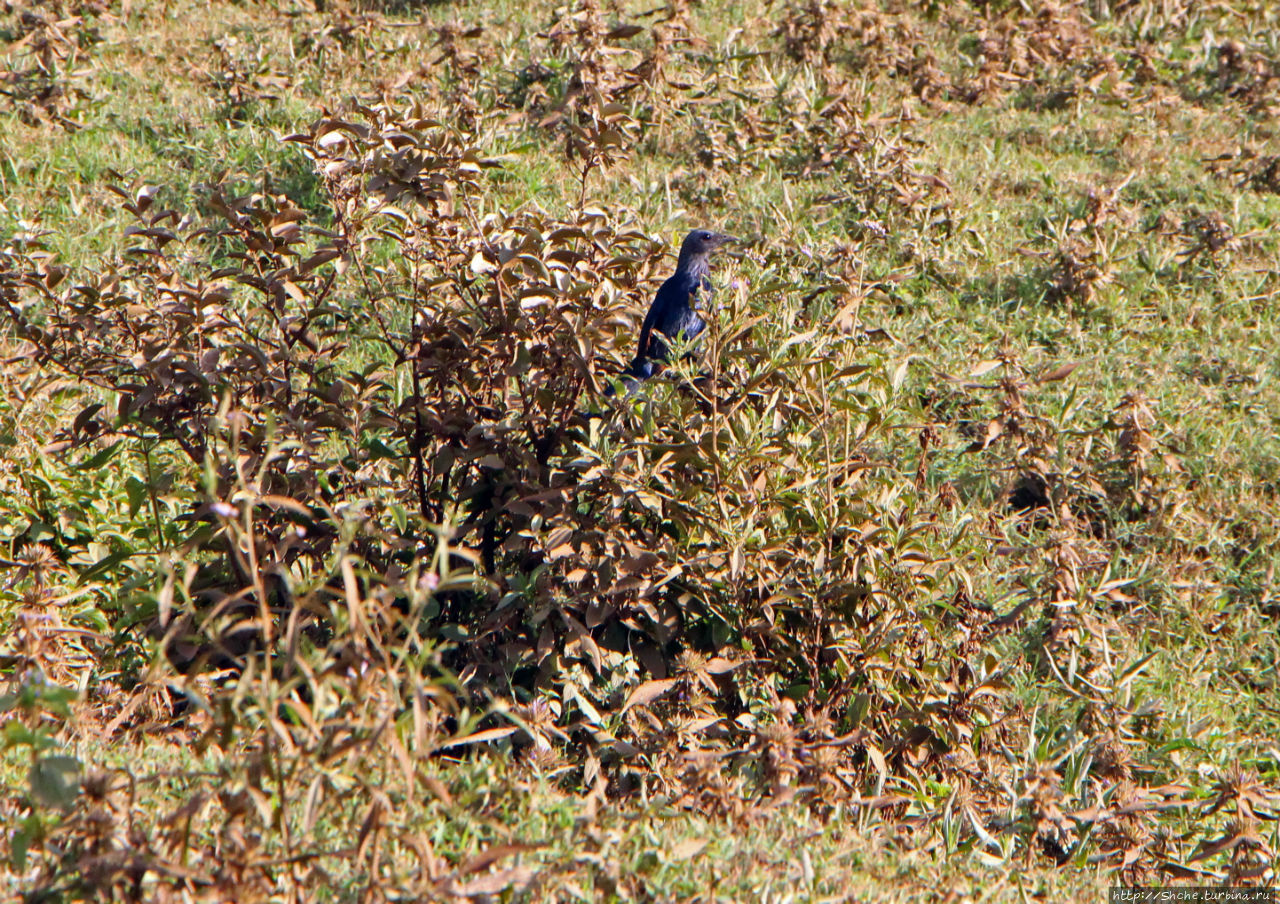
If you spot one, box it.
[714,233,740,248]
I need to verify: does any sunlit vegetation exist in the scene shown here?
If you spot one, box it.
[2,0,1279,899]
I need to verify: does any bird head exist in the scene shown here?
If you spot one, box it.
[680,229,738,260]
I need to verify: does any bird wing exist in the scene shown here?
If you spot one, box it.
[636,275,685,360]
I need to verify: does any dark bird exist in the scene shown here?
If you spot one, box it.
[607,228,737,397]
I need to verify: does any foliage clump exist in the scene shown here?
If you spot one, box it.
[2,0,1279,898]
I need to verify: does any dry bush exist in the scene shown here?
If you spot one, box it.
[1014,229,1116,310]
[1205,145,1280,195]
[960,1,1102,104]
[0,0,102,128]
[206,34,293,119]
[1211,39,1280,114]
[0,97,1008,896]
[932,348,1242,879]
[772,0,939,97]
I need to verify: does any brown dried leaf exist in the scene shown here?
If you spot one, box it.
[622,679,677,712]
[461,843,540,875]
[667,837,708,861]
[436,727,518,750]
[451,867,537,897]
[1038,361,1082,383]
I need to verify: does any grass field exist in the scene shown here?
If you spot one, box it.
[2,0,1279,899]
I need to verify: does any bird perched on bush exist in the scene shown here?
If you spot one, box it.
[606,228,738,397]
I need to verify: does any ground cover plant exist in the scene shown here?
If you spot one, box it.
[1,0,1279,899]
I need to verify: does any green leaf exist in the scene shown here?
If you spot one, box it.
[389,503,407,533]
[9,813,42,872]
[782,683,810,701]
[26,521,56,543]
[367,437,399,460]
[125,474,149,519]
[30,755,82,809]
[36,684,78,719]
[74,440,123,471]
[3,720,38,749]
[78,548,133,584]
